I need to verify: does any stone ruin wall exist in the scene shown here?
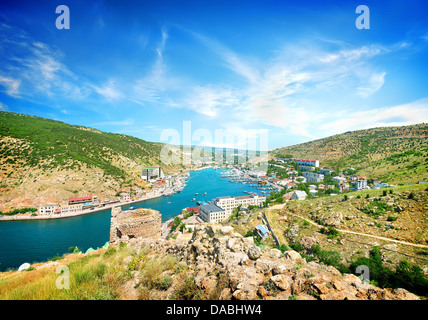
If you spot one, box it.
[109,206,162,244]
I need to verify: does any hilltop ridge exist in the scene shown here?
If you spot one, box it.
[271,123,428,184]
[0,111,188,211]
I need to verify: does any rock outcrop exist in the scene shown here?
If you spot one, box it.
[121,223,420,300]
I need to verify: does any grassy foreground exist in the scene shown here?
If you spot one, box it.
[0,243,194,300]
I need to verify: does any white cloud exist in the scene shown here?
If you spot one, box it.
[92,80,122,100]
[320,98,428,134]
[357,72,386,98]
[92,119,135,126]
[0,75,20,96]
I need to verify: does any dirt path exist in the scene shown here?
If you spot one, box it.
[287,211,428,249]
[266,202,428,248]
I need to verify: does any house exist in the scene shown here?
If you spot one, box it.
[357,176,368,190]
[332,176,347,184]
[350,174,358,181]
[295,176,307,183]
[141,166,164,182]
[374,183,389,188]
[254,224,269,240]
[319,168,334,176]
[318,184,325,190]
[286,182,297,189]
[186,206,200,215]
[199,203,226,223]
[291,190,307,200]
[39,203,59,215]
[119,192,130,202]
[278,179,290,186]
[339,181,350,192]
[308,184,317,190]
[303,171,324,183]
[283,191,294,201]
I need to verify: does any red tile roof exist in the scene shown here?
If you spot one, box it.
[186,206,200,214]
[68,196,92,202]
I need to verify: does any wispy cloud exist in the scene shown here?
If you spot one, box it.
[92,79,122,100]
[0,75,20,96]
[320,98,428,134]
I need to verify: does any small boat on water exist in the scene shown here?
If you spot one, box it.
[191,198,196,201]
[129,206,136,210]
[203,192,207,195]
[195,193,199,196]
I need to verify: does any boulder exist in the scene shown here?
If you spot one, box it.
[18,262,31,271]
[248,246,262,260]
[284,250,302,261]
[270,274,290,291]
[301,236,319,250]
[220,226,234,235]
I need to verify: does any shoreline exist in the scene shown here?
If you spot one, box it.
[0,166,222,222]
[0,193,165,222]
[0,167,206,222]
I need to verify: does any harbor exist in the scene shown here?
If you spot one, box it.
[0,167,272,271]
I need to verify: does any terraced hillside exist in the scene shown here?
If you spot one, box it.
[0,112,187,211]
[272,123,428,183]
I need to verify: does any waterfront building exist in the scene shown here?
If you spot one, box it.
[68,196,92,205]
[199,203,227,223]
[141,166,164,182]
[38,203,59,215]
[119,192,130,202]
[59,202,84,214]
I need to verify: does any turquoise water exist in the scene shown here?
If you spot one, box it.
[0,168,266,271]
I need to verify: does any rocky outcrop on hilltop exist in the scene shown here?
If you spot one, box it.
[110,206,162,244]
[122,223,420,300]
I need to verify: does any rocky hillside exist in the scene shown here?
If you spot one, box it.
[0,223,421,300]
[0,111,188,211]
[271,123,428,184]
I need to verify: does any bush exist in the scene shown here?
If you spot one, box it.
[349,246,428,296]
[320,226,340,238]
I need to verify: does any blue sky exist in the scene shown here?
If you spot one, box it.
[0,0,428,151]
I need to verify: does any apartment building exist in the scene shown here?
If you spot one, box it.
[302,171,324,183]
[213,194,266,216]
[296,159,319,168]
[199,203,227,223]
[141,166,164,182]
[357,176,368,190]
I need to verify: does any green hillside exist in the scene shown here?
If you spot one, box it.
[0,111,182,179]
[0,111,188,211]
[271,123,428,183]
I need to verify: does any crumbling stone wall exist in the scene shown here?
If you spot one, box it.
[109,206,161,244]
